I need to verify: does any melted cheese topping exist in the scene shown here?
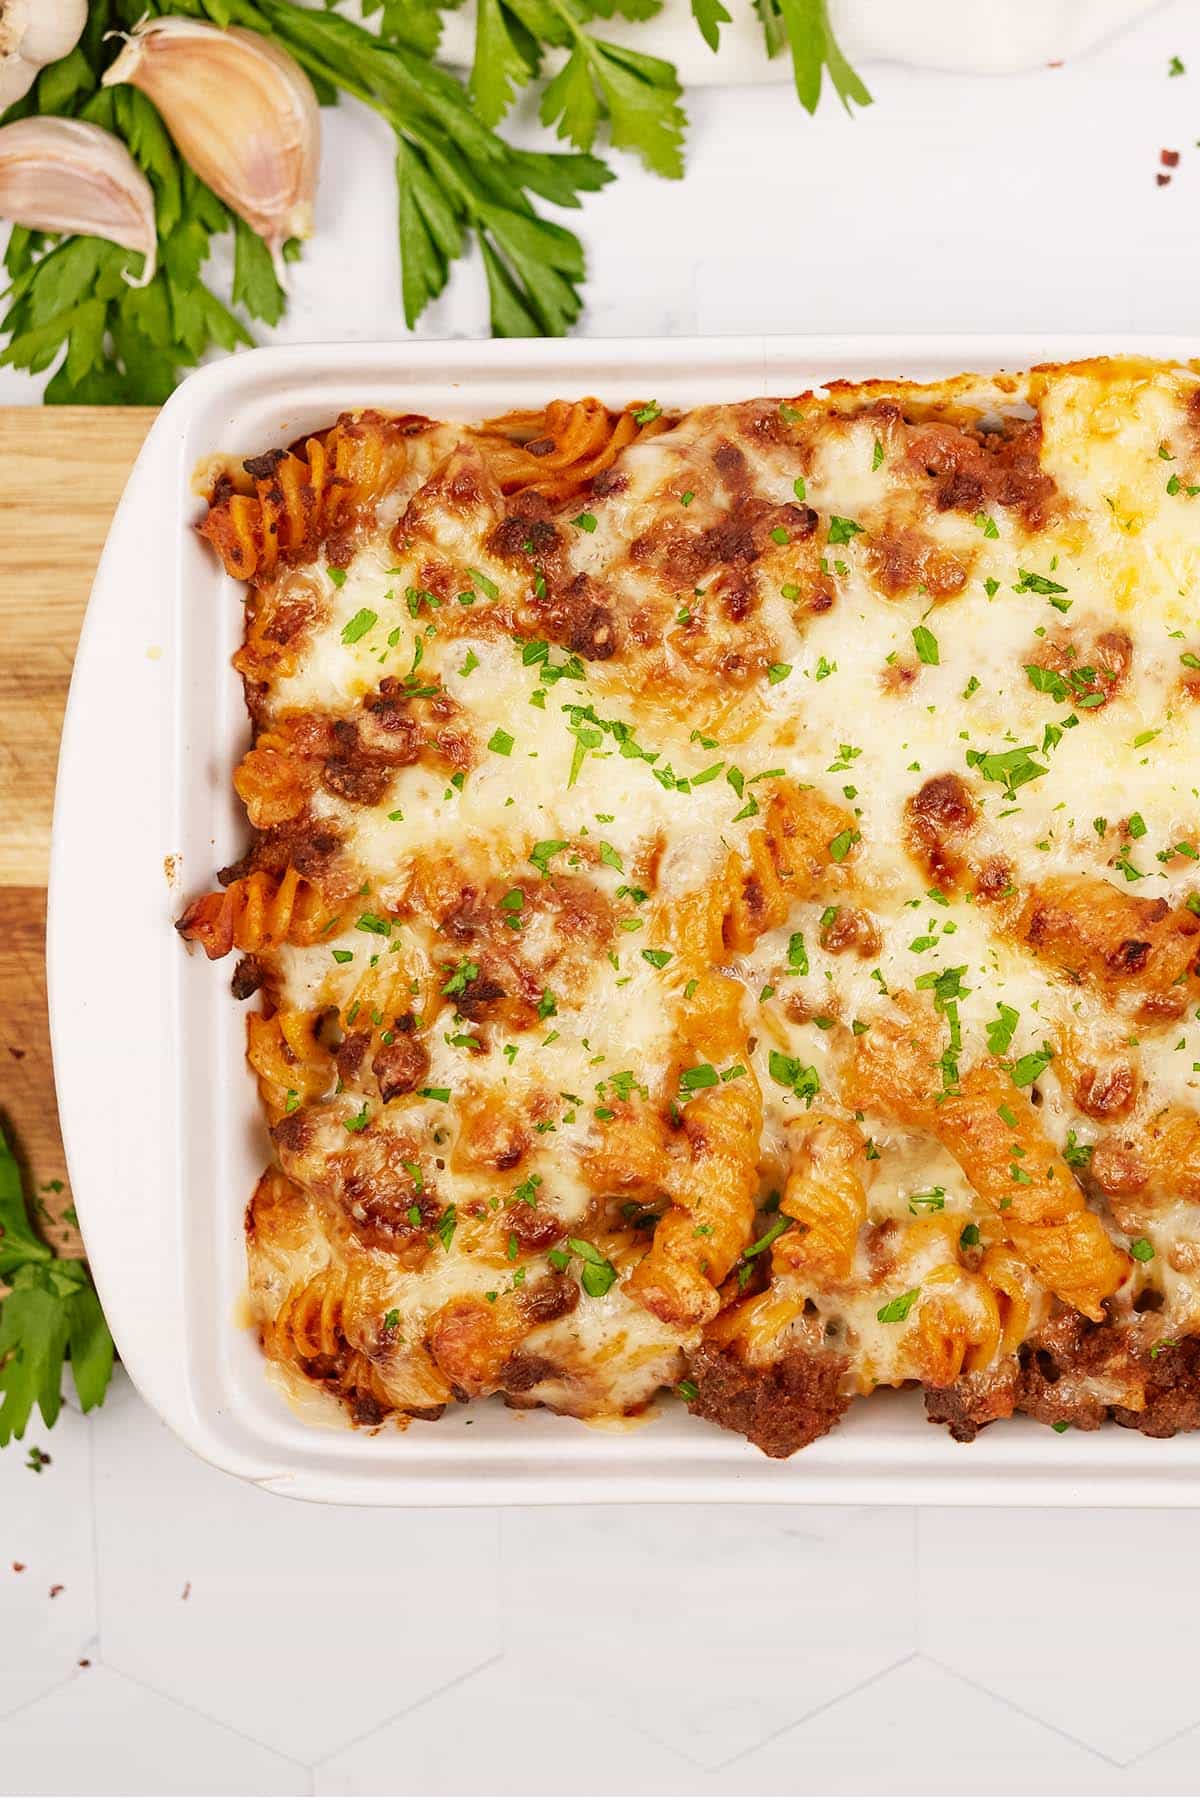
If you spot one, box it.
[221,358,1200,1444]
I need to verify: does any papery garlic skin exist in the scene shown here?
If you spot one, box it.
[103,18,319,258]
[0,0,88,109]
[0,116,157,281]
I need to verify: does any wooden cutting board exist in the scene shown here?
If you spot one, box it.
[0,407,155,1233]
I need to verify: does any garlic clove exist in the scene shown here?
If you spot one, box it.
[103,18,320,258]
[0,116,157,283]
[0,0,87,110]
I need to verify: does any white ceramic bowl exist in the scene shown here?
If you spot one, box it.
[50,332,1200,1505]
[438,0,1163,87]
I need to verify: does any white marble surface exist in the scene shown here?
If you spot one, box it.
[7,3,1200,1794]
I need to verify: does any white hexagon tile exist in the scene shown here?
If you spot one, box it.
[729,1656,1115,1796]
[89,1396,502,1763]
[0,1666,304,1795]
[1,1401,96,1719]
[315,1659,704,1797]
[495,1504,918,1771]
[917,1509,1200,1766]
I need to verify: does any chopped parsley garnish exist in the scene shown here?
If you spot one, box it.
[827,515,864,545]
[331,948,354,965]
[355,912,391,936]
[679,1063,719,1093]
[441,958,479,996]
[740,1215,791,1262]
[1015,569,1070,604]
[572,512,598,532]
[985,1002,1019,1057]
[965,744,1048,800]
[344,1103,370,1134]
[341,608,377,645]
[642,948,673,968]
[828,827,860,863]
[677,1379,699,1401]
[767,1051,821,1104]
[768,662,792,685]
[327,566,348,587]
[1008,1043,1054,1087]
[632,400,662,424]
[1130,1237,1155,1263]
[974,512,1000,539]
[467,567,499,600]
[877,1287,920,1324]
[488,727,515,756]
[567,1238,619,1296]
[959,1222,981,1249]
[1063,1130,1093,1169]
[529,839,569,876]
[872,439,884,471]
[787,931,809,975]
[907,1187,946,1213]
[912,625,939,666]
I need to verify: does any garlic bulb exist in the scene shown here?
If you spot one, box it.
[103,18,319,259]
[0,116,157,282]
[0,0,87,110]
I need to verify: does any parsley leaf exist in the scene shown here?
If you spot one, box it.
[756,0,871,115]
[691,0,733,51]
[0,1127,114,1445]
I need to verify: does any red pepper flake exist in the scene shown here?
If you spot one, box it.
[11,1562,25,1573]
[78,1658,91,1669]
[49,1584,64,1598]
[181,1581,192,1601]
[1163,148,1181,167]
[1157,173,1173,187]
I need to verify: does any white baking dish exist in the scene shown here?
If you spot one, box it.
[49,333,1200,1505]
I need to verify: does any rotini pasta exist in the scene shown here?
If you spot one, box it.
[176,866,335,959]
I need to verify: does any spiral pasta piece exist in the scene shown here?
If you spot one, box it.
[845,995,1127,1319]
[1016,873,1200,1016]
[199,410,416,580]
[773,1113,868,1284]
[176,866,335,959]
[471,398,671,501]
[674,781,858,963]
[246,1010,335,1122]
[625,969,762,1328]
[233,734,323,829]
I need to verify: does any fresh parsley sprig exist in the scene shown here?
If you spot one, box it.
[750,0,870,114]
[449,0,686,179]
[0,1126,114,1447]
